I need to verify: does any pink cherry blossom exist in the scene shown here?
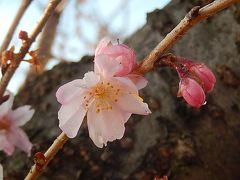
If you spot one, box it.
[56,54,151,148]
[0,91,34,156]
[95,38,136,76]
[190,64,216,92]
[178,77,206,108]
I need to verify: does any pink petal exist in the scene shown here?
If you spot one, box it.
[8,106,34,127]
[126,74,148,90]
[87,103,125,148]
[191,64,216,92]
[0,132,15,156]
[56,79,84,104]
[83,71,100,88]
[100,44,136,76]
[95,37,112,55]
[94,55,123,77]
[114,76,138,93]
[114,56,132,76]
[116,93,151,115]
[122,112,131,123]
[0,91,14,116]
[100,44,136,65]
[87,108,104,148]
[179,78,206,108]
[7,127,32,156]
[58,101,87,138]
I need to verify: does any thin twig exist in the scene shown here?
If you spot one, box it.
[0,0,32,58]
[134,0,239,74]
[25,132,68,180]
[27,0,67,77]
[0,0,62,98]
[24,0,238,179]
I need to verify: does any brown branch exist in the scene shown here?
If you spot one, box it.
[25,132,68,180]
[134,0,239,74]
[0,0,32,58]
[0,0,62,98]
[27,0,67,77]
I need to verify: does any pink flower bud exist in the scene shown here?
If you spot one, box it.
[190,64,216,92]
[95,38,136,76]
[178,77,206,108]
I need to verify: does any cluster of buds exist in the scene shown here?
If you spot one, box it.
[1,46,17,75]
[22,50,41,73]
[174,57,216,108]
[19,31,41,72]
[0,31,41,75]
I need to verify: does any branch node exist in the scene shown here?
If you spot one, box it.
[187,6,201,19]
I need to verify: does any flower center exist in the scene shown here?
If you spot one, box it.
[0,117,10,131]
[83,81,121,113]
[93,83,108,99]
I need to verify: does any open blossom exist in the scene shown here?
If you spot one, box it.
[57,52,151,148]
[0,91,34,156]
[95,38,148,89]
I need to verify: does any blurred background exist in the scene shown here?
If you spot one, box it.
[0,0,170,93]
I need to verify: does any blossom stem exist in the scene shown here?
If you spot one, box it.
[25,132,68,180]
[0,0,62,98]
[0,0,32,57]
[134,0,238,74]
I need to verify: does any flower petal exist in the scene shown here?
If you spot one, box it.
[7,127,32,156]
[87,103,125,147]
[83,71,100,88]
[56,79,84,104]
[126,74,148,90]
[87,104,104,148]
[95,37,112,55]
[179,78,206,108]
[0,91,14,117]
[58,101,87,138]
[94,55,123,77]
[8,106,34,126]
[116,93,151,115]
[114,76,138,93]
[191,64,216,93]
[0,132,15,156]
[122,112,131,123]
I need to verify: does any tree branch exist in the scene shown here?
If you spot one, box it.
[0,0,62,98]
[0,0,32,57]
[25,132,68,180]
[134,0,239,74]
[27,0,67,77]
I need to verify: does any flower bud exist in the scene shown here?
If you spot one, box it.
[190,64,216,92]
[178,77,206,108]
[95,38,136,76]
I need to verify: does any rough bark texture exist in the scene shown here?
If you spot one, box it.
[1,0,240,179]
